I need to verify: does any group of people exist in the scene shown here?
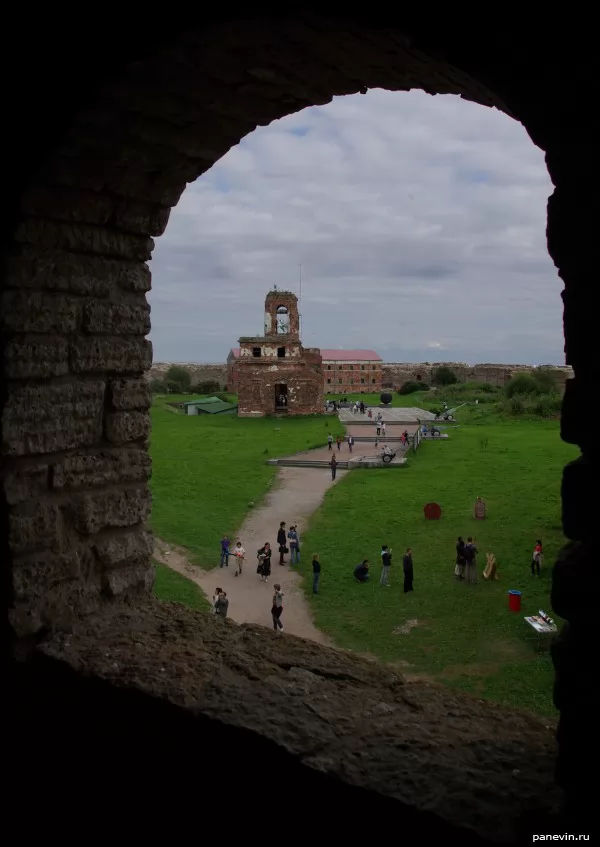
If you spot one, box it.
[354,545,415,593]
[220,535,246,576]
[454,536,479,583]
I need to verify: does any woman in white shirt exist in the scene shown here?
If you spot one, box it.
[233,541,245,576]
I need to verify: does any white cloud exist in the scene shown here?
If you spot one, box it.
[149,89,562,365]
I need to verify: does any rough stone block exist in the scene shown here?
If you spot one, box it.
[82,301,150,335]
[1,290,80,333]
[12,547,87,601]
[70,337,152,374]
[92,528,154,567]
[109,379,152,410]
[115,262,152,293]
[114,200,171,237]
[73,485,151,534]
[4,337,69,379]
[101,560,155,598]
[9,502,62,556]
[15,218,153,261]
[105,411,151,444]
[561,457,594,541]
[2,461,49,505]
[5,249,144,298]
[2,381,105,456]
[52,448,151,490]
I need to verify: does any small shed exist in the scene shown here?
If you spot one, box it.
[183,396,237,416]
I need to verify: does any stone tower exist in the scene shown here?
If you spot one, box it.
[263,290,300,340]
[237,290,323,416]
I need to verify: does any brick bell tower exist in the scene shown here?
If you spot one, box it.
[263,290,300,341]
[236,288,323,417]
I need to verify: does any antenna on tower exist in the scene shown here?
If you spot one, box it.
[299,263,302,337]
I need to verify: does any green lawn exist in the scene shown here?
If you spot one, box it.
[150,404,344,566]
[153,561,210,611]
[298,421,577,716]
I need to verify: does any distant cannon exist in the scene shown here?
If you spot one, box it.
[434,402,467,421]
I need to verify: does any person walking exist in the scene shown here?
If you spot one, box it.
[454,536,466,580]
[403,548,414,593]
[336,434,342,451]
[312,553,321,594]
[531,539,543,576]
[257,542,272,582]
[347,434,354,453]
[327,433,333,451]
[277,521,287,565]
[220,535,230,568]
[381,422,386,437]
[232,540,245,576]
[271,584,284,633]
[376,420,381,436]
[464,537,478,584]
[215,590,229,618]
[380,545,392,586]
[330,454,338,480]
[288,525,300,564]
[367,408,373,420]
[360,401,365,415]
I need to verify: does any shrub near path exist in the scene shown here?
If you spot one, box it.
[299,421,577,716]
[150,403,343,566]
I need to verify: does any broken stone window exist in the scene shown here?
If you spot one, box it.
[277,347,286,358]
[276,306,290,334]
[327,379,331,384]
[360,365,365,371]
[361,378,365,384]
[349,365,354,370]
[253,347,261,358]
[338,379,342,384]
[372,379,376,384]
[327,365,331,370]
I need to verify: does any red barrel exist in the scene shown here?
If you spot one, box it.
[508,590,522,612]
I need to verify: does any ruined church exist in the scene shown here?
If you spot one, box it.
[237,291,324,416]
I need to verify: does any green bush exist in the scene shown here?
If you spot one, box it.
[193,380,221,394]
[165,365,191,393]
[532,368,559,395]
[432,366,458,386]
[505,373,540,398]
[398,381,428,395]
[151,379,168,393]
[507,396,526,415]
[531,394,562,418]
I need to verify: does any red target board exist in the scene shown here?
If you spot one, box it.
[424,502,442,520]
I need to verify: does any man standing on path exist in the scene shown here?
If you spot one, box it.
[347,434,354,452]
[336,434,342,451]
[381,422,386,437]
[277,522,287,565]
[327,433,333,451]
[403,548,414,593]
[330,454,338,480]
[220,535,230,568]
[380,545,392,586]
[215,590,229,618]
[271,584,284,633]
[233,540,245,577]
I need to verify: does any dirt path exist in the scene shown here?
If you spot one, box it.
[154,454,347,645]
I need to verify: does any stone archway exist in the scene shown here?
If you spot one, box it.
[2,11,597,838]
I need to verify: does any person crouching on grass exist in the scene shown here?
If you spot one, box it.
[271,584,284,633]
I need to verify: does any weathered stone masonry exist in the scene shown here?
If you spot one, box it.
[2,10,598,837]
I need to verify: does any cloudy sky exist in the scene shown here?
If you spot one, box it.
[149,89,564,366]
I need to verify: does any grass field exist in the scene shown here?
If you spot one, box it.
[153,561,210,610]
[150,403,343,566]
[298,420,576,716]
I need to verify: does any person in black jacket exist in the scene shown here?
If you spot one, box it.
[312,553,321,594]
[403,548,414,593]
[354,560,370,583]
[257,542,272,582]
[277,521,287,565]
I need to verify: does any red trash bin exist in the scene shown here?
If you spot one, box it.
[508,590,522,612]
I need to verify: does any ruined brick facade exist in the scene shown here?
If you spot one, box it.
[237,291,324,416]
